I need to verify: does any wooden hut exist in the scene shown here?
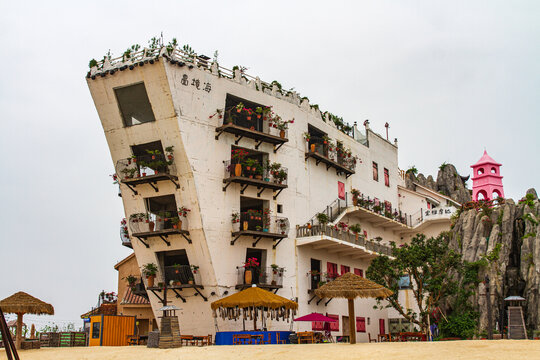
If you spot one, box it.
[88,315,136,346]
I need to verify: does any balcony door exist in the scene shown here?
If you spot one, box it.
[245,248,266,285]
[310,259,321,290]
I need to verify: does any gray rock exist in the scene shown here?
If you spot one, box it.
[526,188,538,199]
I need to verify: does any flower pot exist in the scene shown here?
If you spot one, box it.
[250,126,255,130]
[255,175,262,180]
[244,269,252,284]
[243,221,249,231]
[263,228,269,232]
[280,130,285,138]
[310,144,316,152]
[264,177,270,182]
[147,275,155,288]
[271,280,277,286]
[177,219,182,230]
[172,224,178,229]
[237,109,241,113]
[188,280,194,285]
[247,116,251,120]
[234,163,242,177]
[353,197,358,206]
[142,172,147,177]
[175,269,180,274]
[149,221,155,232]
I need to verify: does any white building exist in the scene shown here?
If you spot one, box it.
[87,45,458,341]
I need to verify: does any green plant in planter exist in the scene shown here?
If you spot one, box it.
[349,224,362,234]
[243,158,258,171]
[275,169,287,183]
[142,263,158,277]
[316,212,329,225]
[123,275,137,287]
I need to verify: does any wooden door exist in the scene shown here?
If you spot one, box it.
[342,316,350,336]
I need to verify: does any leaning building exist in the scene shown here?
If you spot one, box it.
[87,43,458,341]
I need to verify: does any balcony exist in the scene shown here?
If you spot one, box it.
[120,219,132,248]
[115,153,179,195]
[129,212,191,247]
[296,224,393,259]
[231,212,289,248]
[215,106,289,152]
[305,136,356,178]
[143,265,206,302]
[235,266,285,292]
[402,206,457,234]
[222,160,287,199]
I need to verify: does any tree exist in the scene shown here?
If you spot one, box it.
[366,233,462,333]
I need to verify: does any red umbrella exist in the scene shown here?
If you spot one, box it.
[293,312,337,322]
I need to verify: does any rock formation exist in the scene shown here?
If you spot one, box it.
[406,163,471,204]
[447,190,540,333]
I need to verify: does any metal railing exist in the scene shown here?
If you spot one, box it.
[307,136,356,172]
[221,106,289,139]
[234,211,290,235]
[296,224,393,256]
[236,266,285,287]
[115,153,176,181]
[409,206,456,227]
[141,265,201,288]
[350,193,410,226]
[224,160,288,186]
[128,211,188,233]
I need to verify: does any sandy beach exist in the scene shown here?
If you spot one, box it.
[4,341,540,360]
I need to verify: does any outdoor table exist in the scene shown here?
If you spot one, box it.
[250,334,264,344]
[297,331,315,344]
[215,331,292,345]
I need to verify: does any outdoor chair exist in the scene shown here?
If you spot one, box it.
[262,333,272,345]
[276,332,287,344]
[202,334,212,346]
[368,333,377,343]
[181,335,194,346]
[232,334,251,345]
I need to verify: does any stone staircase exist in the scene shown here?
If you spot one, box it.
[507,306,527,339]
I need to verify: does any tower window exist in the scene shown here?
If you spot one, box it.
[372,162,379,181]
[477,168,484,175]
[115,82,156,127]
[491,167,497,174]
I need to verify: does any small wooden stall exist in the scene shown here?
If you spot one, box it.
[88,315,136,346]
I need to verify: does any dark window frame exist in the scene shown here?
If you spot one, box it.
[114,82,156,127]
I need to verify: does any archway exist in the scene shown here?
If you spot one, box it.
[477,190,488,201]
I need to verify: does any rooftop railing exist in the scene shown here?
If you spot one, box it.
[115,153,176,181]
[223,160,288,186]
[236,266,285,288]
[234,211,290,235]
[129,211,188,234]
[297,224,393,256]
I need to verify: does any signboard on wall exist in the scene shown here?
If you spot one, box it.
[338,181,345,200]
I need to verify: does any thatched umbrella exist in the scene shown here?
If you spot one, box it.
[0,292,54,349]
[211,285,298,331]
[315,273,392,344]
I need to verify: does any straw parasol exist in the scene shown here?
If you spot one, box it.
[211,285,298,331]
[315,273,392,344]
[0,291,54,349]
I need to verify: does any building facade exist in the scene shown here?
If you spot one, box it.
[87,45,457,341]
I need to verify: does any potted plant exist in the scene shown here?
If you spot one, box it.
[177,206,190,229]
[142,263,158,288]
[188,277,194,285]
[243,158,257,178]
[270,264,280,285]
[123,275,137,290]
[243,257,259,285]
[262,209,271,232]
[349,224,362,241]
[273,117,294,138]
[190,265,199,274]
[231,212,240,232]
[165,146,174,165]
[351,189,361,206]
[316,212,329,226]
[276,218,288,235]
[254,163,263,180]
[275,169,287,184]
[255,225,262,231]
[231,148,249,176]
[171,217,180,229]
[173,263,182,274]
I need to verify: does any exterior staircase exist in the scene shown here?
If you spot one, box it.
[507,306,527,339]
[307,195,349,226]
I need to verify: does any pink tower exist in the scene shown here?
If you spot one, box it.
[470,150,505,201]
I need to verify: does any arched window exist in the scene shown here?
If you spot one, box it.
[477,168,484,175]
[491,167,497,174]
[492,190,501,199]
[477,190,487,201]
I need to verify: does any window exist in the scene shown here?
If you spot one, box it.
[384,168,389,187]
[92,322,101,339]
[144,194,178,231]
[354,268,363,277]
[340,265,350,275]
[310,259,321,290]
[491,167,497,174]
[224,94,266,132]
[356,317,366,332]
[398,275,411,289]
[327,314,339,331]
[157,250,193,284]
[477,168,484,175]
[372,162,378,181]
[115,83,156,126]
[327,262,338,280]
[277,204,283,214]
[243,248,266,285]
[239,196,268,231]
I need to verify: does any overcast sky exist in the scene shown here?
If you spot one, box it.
[0,1,538,326]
